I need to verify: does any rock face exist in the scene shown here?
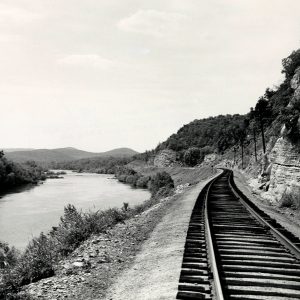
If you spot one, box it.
[270,137,300,189]
[153,149,177,167]
[204,153,217,163]
[266,68,300,201]
[290,66,300,90]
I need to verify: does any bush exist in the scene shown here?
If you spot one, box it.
[1,233,55,298]
[53,204,87,255]
[125,174,139,186]
[0,242,19,269]
[149,172,174,196]
[136,176,151,188]
[0,205,133,298]
[279,186,300,209]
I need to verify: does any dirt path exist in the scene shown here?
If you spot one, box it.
[104,173,220,300]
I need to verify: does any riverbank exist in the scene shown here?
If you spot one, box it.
[23,166,215,299]
[0,172,150,250]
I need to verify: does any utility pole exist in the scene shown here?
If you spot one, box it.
[241,141,244,169]
[253,127,257,162]
[260,113,266,154]
[255,98,268,154]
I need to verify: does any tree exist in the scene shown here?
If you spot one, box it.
[255,97,269,153]
[233,120,248,169]
[183,147,201,166]
[249,108,258,162]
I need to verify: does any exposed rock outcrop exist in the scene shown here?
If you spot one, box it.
[204,153,218,164]
[265,68,300,201]
[153,149,177,167]
[270,137,300,189]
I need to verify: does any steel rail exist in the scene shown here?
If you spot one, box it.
[204,172,225,300]
[228,170,300,260]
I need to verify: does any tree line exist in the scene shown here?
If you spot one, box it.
[0,151,46,191]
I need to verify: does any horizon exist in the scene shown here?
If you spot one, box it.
[2,146,139,153]
[1,1,300,152]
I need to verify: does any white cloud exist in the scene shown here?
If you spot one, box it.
[117,9,186,37]
[0,4,41,24]
[58,54,115,69]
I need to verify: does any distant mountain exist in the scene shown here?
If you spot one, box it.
[4,147,138,163]
[3,148,35,152]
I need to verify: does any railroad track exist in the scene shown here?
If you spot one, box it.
[177,169,300,300]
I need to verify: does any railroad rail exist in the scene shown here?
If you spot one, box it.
[177,169,300,300]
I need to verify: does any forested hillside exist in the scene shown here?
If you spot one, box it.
[153,48,300,167]
[0,151,46,191]
[52,156,134,174]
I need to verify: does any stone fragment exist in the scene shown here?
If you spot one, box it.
[72,261,84,268]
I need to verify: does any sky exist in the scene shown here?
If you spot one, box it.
[0,0,300,152]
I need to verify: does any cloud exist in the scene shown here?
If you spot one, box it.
[117,9,186,37]
[0,4,42,23]
[58,54,115,69]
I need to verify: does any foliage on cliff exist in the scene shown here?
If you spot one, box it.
[0,151,46,191]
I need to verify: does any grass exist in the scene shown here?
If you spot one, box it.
[0,172,174,299]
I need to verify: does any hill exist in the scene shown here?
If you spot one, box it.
[140,48,300,169]
[3,148,35,152]
[4,147,138,163]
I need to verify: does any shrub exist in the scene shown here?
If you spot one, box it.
[54,204,87,255]
[125,174,139,186]
[117,174,127,183]
[149,172,174,196]
[279,185,300,209]
[0,242,19,269]
[1,233,55,298]
[18,234,55,283]
[136,176,151,188]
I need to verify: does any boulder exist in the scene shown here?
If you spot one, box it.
[204,153,217,163]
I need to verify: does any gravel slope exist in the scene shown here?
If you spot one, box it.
[104,173,220,300]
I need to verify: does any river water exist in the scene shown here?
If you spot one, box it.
[0,171,150,250]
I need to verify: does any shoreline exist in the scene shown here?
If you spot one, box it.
[0,171,150,251]
[23,167,216,299]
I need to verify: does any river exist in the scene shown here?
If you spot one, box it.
[0,171,150,250]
